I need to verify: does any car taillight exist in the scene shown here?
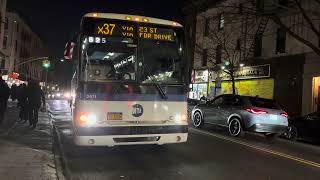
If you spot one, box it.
[280,112,288,118]
[246,108,268,114]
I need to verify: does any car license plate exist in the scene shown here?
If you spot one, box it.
[270,115,278,120]
[107,113,123,120]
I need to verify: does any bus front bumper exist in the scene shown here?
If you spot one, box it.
[73,125,188,146]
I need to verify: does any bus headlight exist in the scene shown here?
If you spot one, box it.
[87,114,97,125]
[174,114,187,122]
[78,112,98,126]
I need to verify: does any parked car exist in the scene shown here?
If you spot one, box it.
[191,94,289,137]
[283,111,320,142]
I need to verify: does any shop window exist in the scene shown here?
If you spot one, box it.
[202,49,208,67]
[254,35,262,57]
[276,28,286,54]
[218,13,224,30]
[216,45,222,64]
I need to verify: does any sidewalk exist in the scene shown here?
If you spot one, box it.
[0,105,61,180]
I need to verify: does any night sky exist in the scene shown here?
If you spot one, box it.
[8,0,184,86]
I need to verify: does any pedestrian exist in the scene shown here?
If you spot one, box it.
[0,77,10,124]
[27,80,45,128]
[10,84,18,101]
[17,83,28,123]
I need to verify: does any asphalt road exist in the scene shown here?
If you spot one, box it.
[48,100,320,180]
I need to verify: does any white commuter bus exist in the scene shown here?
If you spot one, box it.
[69,13,188,146]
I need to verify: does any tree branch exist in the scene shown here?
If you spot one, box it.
[271,15,320,56]
[294,0,320,38]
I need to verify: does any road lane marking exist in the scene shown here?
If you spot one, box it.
[190,127,320,169]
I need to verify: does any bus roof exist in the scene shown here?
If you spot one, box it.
[83,13,183,28]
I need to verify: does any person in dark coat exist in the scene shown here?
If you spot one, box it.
[27,80,45,128]
[0,77,10,124]
[17,83,28,123]
[10,84,18,101]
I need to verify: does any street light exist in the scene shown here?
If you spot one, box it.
[240,63,245,67]
[60,59,64,62]
[42,60,51,86]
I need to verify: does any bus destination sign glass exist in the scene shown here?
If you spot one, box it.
[95,23,175,42]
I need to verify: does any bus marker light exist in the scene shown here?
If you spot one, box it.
[125,16,131,20]
[134,17,140,21]
[93,13,98,17]
[143,18,149,22]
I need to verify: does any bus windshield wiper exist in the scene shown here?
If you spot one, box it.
[143,63,167,100]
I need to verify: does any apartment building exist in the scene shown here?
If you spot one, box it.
[184,0,320,115]
[0,0,6,74]
[3,11,49,81]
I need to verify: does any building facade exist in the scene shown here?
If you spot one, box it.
[185,0,320,116]
[3,11,49,81]
[0,0,7,74]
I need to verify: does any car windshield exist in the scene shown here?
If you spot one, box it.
[249,97,281,109]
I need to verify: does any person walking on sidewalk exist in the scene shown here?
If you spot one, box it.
[10,84,18,102]
[17,83,28,123]
[0,77,10,124]
[27,80,45,128]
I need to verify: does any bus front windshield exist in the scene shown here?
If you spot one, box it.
[81,37,137,82]
[139,37,184,84]
[80,21,184,84]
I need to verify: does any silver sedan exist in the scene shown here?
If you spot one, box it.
[191,94,288,137]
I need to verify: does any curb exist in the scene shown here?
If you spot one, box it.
[53,124,73,180]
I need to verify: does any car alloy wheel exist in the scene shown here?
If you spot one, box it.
[228,118,243,137]
[193,112,203,128]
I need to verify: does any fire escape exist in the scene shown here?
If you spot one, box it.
[245,16,269,60]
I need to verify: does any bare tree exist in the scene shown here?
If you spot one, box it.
[267,0,320,56]
[195,12,246,95]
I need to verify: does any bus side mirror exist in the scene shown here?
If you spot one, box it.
[64,41,76,60]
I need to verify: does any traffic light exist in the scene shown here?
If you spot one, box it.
[42,60,51,69]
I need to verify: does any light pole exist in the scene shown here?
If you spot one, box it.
[42,60,51,86]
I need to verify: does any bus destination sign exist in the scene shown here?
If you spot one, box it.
[96,23,175,42]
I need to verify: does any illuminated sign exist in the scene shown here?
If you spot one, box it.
[94,22,176,42]
[210,64,270,81]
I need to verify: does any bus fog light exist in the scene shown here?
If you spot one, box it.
[174,114,187,122]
